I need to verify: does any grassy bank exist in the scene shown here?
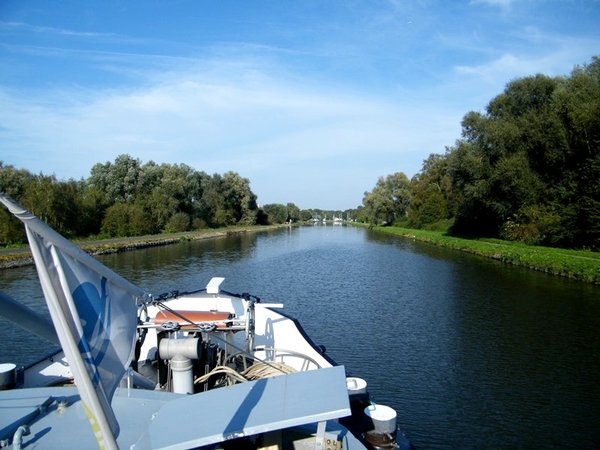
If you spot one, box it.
[357,224,600,285]
[5,222,599,285]
[0,225,281,270]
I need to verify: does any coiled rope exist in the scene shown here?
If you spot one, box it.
[194,362,297,386]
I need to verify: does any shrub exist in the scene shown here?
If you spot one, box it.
[166,212,190,233]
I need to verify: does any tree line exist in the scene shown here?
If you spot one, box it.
[359,56,600,250]
[3,56,597,250]
[0,155,342,245]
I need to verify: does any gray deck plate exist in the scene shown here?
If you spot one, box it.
[0,366,352,449]
[144,365,351,449]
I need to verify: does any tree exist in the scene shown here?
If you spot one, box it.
[385,172,411,217]
[255,208,269,225]
[363,182,394,225]
[408,153,453,228]
[449,75,558,238]
[0,162,34,244]
[552,57,600,248]
[143,188,178,233]
[362,173,410,225]
[222,171,258,225]
[88,154,142,204]
[299,209,313,221]
[159,163,204,215]
[0,162,34,199]
[199,174,229,227]
[101,203,130,237]
[19,174,56,224]
[445,58,600,248]
[101,202,153,237]
[137,161,164,196]
[51,180,86,237]
[0,208,25,245]
[20,175,86,237]
[286,203,300,223]
[262,203,287,224]
[79,184,110,236]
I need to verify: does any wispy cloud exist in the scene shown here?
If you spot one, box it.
[1,2,597,209]
[0,21,117,38]
[0,41,196,67]
[455,53,524,83]
[0,56,461,208]
[454,32,600,88]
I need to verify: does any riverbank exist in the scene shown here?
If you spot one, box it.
[356,223,600,285]
[5,223,599,285]
[0,225,282,270]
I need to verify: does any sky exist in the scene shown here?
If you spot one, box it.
[0,1,599,211]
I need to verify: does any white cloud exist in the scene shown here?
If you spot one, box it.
[3,2,596,209]
[455,53,523,82]
[453,30,600,92]
[0,56,462,209]
[0,21,117,38]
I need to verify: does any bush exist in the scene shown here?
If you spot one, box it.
[192,218,208,230]
[166,212,190,233]
[421,218,454,232]
[101,203,155,237]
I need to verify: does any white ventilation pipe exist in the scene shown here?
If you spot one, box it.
[159,338,201,360]
[170,354,194,394]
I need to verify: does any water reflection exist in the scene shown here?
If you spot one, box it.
[1,225,599,448]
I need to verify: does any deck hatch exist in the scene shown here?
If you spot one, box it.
[144,365,351,449]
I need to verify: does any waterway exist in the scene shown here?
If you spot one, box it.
[1,224,599,448]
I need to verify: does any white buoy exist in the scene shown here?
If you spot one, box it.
[0,363,17,390]
[363,404,398,448]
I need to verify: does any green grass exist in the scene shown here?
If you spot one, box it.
[357,224,600,285]
[4,222,600,284]
[0,225,282,268]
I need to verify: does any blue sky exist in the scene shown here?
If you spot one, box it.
[1,1,599,210]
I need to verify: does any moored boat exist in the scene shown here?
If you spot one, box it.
[0,194,412,450]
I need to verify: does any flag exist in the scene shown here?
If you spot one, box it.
[0,194,150,449]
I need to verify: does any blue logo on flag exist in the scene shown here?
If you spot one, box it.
[73,277,111,366]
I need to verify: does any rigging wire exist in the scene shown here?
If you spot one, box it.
[152,299,291,376]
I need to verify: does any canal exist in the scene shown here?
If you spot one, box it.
[1,224,599,448]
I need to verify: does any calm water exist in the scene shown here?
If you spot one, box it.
[1,225,600,449]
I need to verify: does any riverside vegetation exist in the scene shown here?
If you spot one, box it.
[3,223,599,285]
[1,57,599,282]
[358,224,600,284]
[0,225,280,269]
[358,56,600,252]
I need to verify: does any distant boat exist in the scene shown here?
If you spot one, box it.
[0,194,412,450]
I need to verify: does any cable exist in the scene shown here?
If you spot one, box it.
[193,361,297,387]
[153,300,291,376]
[242,362,296,380]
